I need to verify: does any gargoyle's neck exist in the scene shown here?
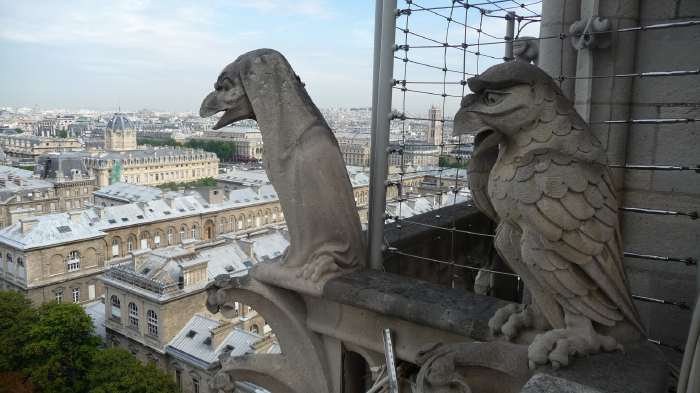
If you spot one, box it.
[242,63,329,161]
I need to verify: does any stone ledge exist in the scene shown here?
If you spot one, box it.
[530,341,669,393]
[323,269,511,341]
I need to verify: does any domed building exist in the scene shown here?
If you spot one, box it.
[104,114,137,151]
[84,113,219,187]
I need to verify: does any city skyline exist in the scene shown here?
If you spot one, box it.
[0,0,540,114]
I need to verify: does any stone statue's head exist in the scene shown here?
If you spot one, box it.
[454,61,576,149]
[200,48,295,129]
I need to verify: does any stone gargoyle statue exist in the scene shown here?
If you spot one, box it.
[455,61,644,369]
[199,49,365,288]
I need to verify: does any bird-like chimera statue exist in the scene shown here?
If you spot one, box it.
[455,61,644,368]
[199,49,365,287]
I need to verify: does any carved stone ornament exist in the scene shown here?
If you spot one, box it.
[512,36,539,64]
[200,49,366,295]
[454,61,644,369]
[569,17,611,50]
[205,275,334,393]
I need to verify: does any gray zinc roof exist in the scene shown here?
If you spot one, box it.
[95,182,162,203]
[0,212,105,250]
[166,314,264,368]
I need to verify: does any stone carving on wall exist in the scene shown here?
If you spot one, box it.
[454,61,644,368]
[206,275,333,393]
[200,49,366,292]
[512,36,539,63]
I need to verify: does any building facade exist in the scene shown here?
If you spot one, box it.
[0,133,82,162]
[83,114,219,187]
[0,186,284,304]
[192,126,264,162]
[100,233,284,392]
[0,165,95,228]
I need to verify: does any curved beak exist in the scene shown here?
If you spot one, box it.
[199,88,255,130]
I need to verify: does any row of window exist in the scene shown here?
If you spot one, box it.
[0,253,25,277]
[122,167,216,184]
[111,296,158,337]
[55,287,80,303]
[175,370,200,393]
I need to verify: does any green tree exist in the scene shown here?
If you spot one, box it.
[87,348,177,393]
[22,303,101,393]
[0,292,36,372]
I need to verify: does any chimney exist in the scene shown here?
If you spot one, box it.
[236,238,255,259]
[11,209,34,225]
[207,188,224,205]
[209,320,235,349]
[68,211,82,224]
[20,217,39,234]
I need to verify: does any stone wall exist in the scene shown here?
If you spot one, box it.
[619,0,700,361]
[540,0,700,364]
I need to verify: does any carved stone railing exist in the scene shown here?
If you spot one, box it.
[206,266,668,393]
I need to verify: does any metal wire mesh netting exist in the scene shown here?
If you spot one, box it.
[380,0,542,294]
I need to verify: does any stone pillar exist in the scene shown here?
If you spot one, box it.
[538,0,580,100]
[586,0,639,191]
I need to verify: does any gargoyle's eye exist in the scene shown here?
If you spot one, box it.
[482,91,504,105]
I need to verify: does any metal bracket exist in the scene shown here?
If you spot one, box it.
[569,16,611,50]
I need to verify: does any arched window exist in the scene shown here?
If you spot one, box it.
[147,310,158,337]
[140,233,149,249]
[167,228,173,245]
[127,237,134,252]
[180,225,186,241]
[250,325,260,335]
[191,225,198,240]
[219,219,224,234]
[111,238,120,257]
[128,302,139,328]
[67,250,80,272]
[153,233,161,248]
[111,295,121,319]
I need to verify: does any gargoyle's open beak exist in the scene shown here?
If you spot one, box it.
[453,107,502,152]
[199,90,255,130]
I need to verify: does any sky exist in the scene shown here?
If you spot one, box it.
[0,0,540,114]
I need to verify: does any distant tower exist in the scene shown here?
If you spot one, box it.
[105,113,137,151]
[427,105,443,146]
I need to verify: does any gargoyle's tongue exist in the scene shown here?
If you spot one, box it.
[212,108,238,130]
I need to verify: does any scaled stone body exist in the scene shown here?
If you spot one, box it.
[454,61,643,368]
[200,49,365,284]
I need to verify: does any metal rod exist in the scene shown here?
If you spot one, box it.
[624,252,697,266]
[648,338,685,353]
[504,11,515,61]
[368,0,397,270]
[608,164,700,172]
[382,328,399,393]
[595,117,698,125]
[621,207,698,220]
[559,68,700,79]
[633,295,690,310]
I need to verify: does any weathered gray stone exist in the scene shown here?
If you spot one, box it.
[324,269,511,341]
[521,374,603,393]
[536,341,669,393]
[199,49,365,292]
[454,60,644,368]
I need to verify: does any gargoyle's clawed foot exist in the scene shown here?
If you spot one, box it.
[489,304,534,340]
[528,324,622,370]
[296,255,340,282]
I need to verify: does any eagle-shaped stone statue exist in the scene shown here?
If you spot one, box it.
[455,61,644,368]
